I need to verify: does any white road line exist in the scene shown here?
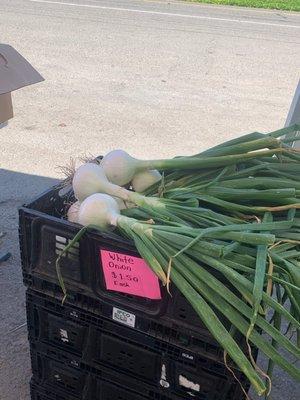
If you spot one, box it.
[29,0,300,29]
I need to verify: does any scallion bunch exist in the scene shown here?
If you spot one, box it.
[57,124,300,397]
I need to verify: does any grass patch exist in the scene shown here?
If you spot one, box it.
[187,0,300,12]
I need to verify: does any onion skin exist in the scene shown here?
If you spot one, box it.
[131,170,162,193]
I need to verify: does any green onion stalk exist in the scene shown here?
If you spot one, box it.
[151,160,300,218]
[119,217,300,395]
[143,124,300,197]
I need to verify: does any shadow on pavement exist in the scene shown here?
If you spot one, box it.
[0,169,59,205]
[0,169,59,400]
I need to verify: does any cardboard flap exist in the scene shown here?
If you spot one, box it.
[0,44,44,95]
[0,92,13,123]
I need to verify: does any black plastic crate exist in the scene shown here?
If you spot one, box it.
[25,276,230,363]
[19,184,225,336]
[30,340,246,400]
[30,350,172,400]
[26,290,247,385]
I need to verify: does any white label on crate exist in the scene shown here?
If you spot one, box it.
[59,329,69,343]
[112,307,136,328]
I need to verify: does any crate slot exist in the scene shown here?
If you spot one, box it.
[55,236,67,244]
[100,335,158,381]
[99,381,146,400]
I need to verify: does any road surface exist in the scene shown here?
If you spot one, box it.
[0,1,299,399]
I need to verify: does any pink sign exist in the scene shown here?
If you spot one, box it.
[100,250,161,300]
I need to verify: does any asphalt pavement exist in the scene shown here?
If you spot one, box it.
[0,0,300,399]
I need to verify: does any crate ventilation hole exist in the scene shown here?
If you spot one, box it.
[159,364,170,389]
[55,235,79,262]
[179,374,200,395]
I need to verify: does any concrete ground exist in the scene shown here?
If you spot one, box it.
[0,0,300,399]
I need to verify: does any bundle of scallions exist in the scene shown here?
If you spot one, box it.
[58,124,300,397]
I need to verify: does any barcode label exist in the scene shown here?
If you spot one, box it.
[112,307,136,328]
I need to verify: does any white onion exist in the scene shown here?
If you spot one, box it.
[112,196,127,210]
[72,162,161,212]
[131,170,162,193]
[78,193,120,229]
[67,201,81,223]
[101,149,139,186]
[72,163,130,202]
[73,163,106,201]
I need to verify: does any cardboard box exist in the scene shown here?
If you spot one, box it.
[0,44,44,124]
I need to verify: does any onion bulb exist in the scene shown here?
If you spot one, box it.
[76,193,167,283]
[101,150,139,186]
[72,163,130,202]
[67,201,81,223]
[112,196,127,210]
[78,193,120,229]
[131,170,162,193]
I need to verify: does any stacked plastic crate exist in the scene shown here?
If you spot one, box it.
[19,184,250,400]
